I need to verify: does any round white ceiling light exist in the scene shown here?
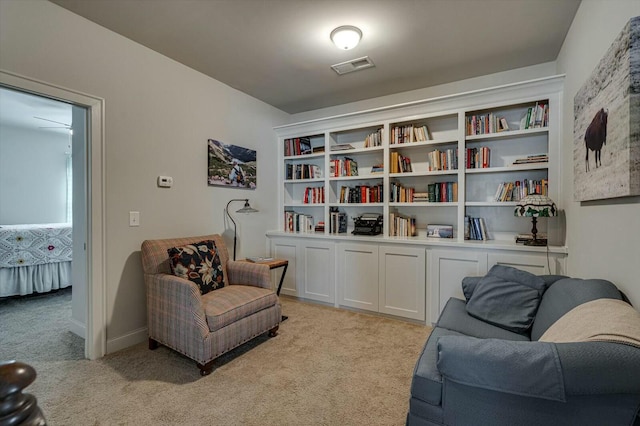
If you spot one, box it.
[330,25,362,50]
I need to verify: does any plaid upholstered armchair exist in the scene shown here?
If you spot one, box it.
[141,234,281,376]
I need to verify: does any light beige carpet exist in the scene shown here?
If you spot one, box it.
[2,293,432,426]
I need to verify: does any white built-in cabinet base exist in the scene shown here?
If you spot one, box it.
[268,234,566,324]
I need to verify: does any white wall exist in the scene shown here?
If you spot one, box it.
[0,125,69,224]
[289,62,557,123]
[556,0,640,307]
[0,0,288,351]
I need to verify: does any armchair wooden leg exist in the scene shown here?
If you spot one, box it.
[268,325,279,337]
[197,360,215,376]
[148,338,159,350]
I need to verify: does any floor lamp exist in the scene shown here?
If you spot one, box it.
[225,199,258,260]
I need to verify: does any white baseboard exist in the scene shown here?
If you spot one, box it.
[106,326,148,354]
[69,317,86,339]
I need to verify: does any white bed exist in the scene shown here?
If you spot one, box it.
[0,223,72,297]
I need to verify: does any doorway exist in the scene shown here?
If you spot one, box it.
[0,70,106,359]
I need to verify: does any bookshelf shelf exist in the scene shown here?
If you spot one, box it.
[390,202,459,207]
[284,152,325,160]
[329,175,384,181]
[284,177,325,183]
[329,202,384,207]
[465,127,549,142]
[329,146,384,155]
[389,170,458,178]
[465,163,548,174]
[465,201,517,207]
[389,137,458,149]
[285,203,326,207]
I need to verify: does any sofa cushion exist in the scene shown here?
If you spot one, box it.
[465,265,547,333]
[463,274,567,302]
[411,327,466,407]
[168,240,224,295]
[202,284,278,332]
[530,278,623,341]
[437,298,530,341]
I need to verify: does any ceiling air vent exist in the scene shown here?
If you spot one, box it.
[331,56,375,75]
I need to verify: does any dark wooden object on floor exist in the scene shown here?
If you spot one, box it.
[0,360,47,425]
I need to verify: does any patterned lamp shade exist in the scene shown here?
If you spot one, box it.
[514,194,557,217]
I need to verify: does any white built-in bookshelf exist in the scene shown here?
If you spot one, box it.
[277,76,563,247]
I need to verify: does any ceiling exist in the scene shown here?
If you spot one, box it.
[0,87,72,134]
[47,0,580,114]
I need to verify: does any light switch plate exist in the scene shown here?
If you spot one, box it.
[129,211,140,227]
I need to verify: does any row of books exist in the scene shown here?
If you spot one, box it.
[465,216,488,240]
[520,102,548,129]
[390,152,413,173]
[329,211,347,234]
[285,163,321,180]
[364,128,384,147]
[428,182,458,203]
[390,182,415,203]
[466,113,509,136]
[390,124,430,144]
[329,158,358,177]
[284,211,314,233]
[303,186,325,204]
[284,137,312,157]
[494,179,548,201]
[428,148,458,171]
[388,213,417,237]
[339,185,383,204]
[513,153,548,165]
[466,146,490,169]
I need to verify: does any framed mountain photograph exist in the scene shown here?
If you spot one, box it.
[207,139,257,189]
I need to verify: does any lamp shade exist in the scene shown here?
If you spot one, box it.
[514,194,557,217]
[330,26,362,50]
[236,200,258,213]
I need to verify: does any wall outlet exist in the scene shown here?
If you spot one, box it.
[129,211,140,227]
[157,176,173,188]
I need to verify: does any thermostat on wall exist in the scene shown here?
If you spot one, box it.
[157,176,173,188]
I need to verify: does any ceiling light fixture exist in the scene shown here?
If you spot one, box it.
[330,25,362,50]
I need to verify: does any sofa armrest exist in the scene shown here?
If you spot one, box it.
[555,341,640,395]
[437,336,566,402]
[145,273,209,343]
[227,260,272,290]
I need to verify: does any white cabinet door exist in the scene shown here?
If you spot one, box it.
[270,238,299,296]
[378,245,426,321]
[337,242,379,312]
[487,252,560,275]
[300,241,335,304]
[428,249,488,324]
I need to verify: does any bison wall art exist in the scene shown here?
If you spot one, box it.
[573,16,640,201]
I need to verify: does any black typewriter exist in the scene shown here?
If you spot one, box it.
[352,213,383,235]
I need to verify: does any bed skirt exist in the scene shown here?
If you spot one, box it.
[0,261,72,298]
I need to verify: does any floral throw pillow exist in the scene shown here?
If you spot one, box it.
[167,240,224,295]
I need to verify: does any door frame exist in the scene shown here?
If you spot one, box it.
[0,69,106,359]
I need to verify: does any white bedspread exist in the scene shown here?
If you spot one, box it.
[0,223,72,297]
[0,223,72,267]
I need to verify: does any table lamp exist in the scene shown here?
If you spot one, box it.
[225,199,258,260]
[514,193,557,246]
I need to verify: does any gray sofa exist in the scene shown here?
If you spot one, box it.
[407,266,640,426]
